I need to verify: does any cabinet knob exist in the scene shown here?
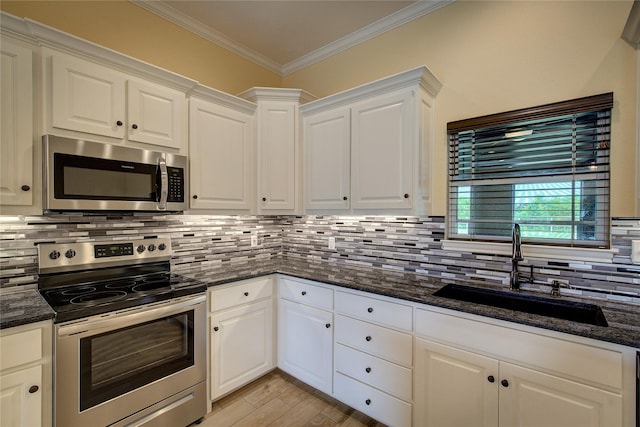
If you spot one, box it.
[365,399,371,406]
[301,291,307,296]
[262,197,267,202]
[343,196,348,201]
[367,307,373,313]
[192,194,198,199]
[403,193,409,199]
[244,291,249,296]
[365,367,371,373]
[21,185,30,192]
[213,326,219,332]
[29,385,39,394]
[116,120,123,126]
[487,375,495,383]
[501,379,509,388]
[325,323,331,328]
[365,335,372,342]
[132,123,138,130]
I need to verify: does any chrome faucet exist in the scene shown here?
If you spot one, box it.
[510,223,523,290]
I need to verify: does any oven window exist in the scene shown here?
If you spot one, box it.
[79,310,194,411]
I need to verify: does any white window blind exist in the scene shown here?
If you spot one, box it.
[448,93,612,248]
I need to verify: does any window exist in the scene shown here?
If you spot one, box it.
[448,93,612,248]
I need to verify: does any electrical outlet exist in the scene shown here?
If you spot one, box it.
[632,240,640,264]
[328,237,336,250]
[251,234,258,247]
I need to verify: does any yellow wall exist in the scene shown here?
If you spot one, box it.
[285,1,638,217]
[0,0,282,94]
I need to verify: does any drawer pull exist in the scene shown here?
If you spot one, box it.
[365,335,372,342]
[28,385,39,394]
[365,399,371,406]
[365,367,371,373]
[21,185,30,192]
[501,379,509,388]
[213,326,219,332]
[487,375,495,383]
[244,292,249,296]
[301,291,307,296]
[367,307,373,313]
[325,323,331,329]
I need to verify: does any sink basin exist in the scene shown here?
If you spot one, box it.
[433,284,608,327]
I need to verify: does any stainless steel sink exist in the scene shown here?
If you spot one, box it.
[434,283,608,327]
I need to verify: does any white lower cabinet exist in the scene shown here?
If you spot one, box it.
[0,321,52,427]
[208,277,275,401]
[414,308,630,427]
[277,291,333,395]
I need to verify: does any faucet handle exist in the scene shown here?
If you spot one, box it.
[550,280,561,297]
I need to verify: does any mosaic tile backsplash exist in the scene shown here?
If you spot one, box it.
[1,214,638,304]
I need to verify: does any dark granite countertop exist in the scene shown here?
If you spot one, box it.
[0,288,55,329]
[3,257,638,350]
[194,256,640,349]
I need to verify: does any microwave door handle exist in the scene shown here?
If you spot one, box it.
[157,157,168,210]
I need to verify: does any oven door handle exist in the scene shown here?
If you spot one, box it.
[57,295,205,338]
[157,157,168,210]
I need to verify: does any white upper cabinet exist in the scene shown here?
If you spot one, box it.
[0,38,34,208]
[303,107,351,210]
[301,66,441,214]
[188,90,255,212]
[49,52,186,151]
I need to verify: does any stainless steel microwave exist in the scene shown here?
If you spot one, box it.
[43,135,188,212]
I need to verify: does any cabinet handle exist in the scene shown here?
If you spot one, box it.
[213,326,219,332]
[325,323,331,328]
[403,193,409,199]
[365,335,372,342]
[28,385,39,394]
[301,291,307,296]
[365,367,371,373]
[343,196,348,201]
[244,292,249,296]
[116,120,123,126]
[367,307,373,313]
[501,379,509,388]
[192,194,198,199]
[262,197,267,202]
[365,399,371,406]
[487,375,495,383]
[21,185,30,192]
[132,123,138,130]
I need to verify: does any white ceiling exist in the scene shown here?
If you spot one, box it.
[132,0,453,76]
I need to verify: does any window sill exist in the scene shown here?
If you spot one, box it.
[441,240,616,263]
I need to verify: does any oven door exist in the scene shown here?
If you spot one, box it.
[54,295,206,427]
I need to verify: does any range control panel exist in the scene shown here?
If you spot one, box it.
[38,237,172,274]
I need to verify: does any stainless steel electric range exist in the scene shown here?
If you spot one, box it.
[38,237,207,427]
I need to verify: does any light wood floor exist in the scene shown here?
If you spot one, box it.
[198,369,388,427]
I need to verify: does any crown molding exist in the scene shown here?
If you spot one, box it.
[622,0,640,47]
[130,0,282,75]
[283,0,454,76]
[237,87,316,104]
[130,0,453,77]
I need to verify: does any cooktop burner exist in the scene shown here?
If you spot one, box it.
[38,238,206,323]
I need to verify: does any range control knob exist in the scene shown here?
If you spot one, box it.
[148,244,156,252]
[65,249,76,259]
[137,245,146,254]
[158,243,167,251]
[49,250,60,260]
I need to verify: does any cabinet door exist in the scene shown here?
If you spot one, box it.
[499,362,623,427]
[189,98,253,211]
[351,90,414,210]
[257,102,296,211]
[51,54,126,138]
[414,338,499,427]
[303,108,350,210]
[210,300,274,400]
[127,80,185,150]
[0,365,42,427]
[0,41,33,206]
[277,298,333,395]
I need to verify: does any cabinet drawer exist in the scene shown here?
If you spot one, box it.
[278,277,333,310]
[334,372,412,427]
[335,343,412,401]
[335,315,412,366]
[209,277,273,312]
[0,327,42,371]
[335,290,412,331]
